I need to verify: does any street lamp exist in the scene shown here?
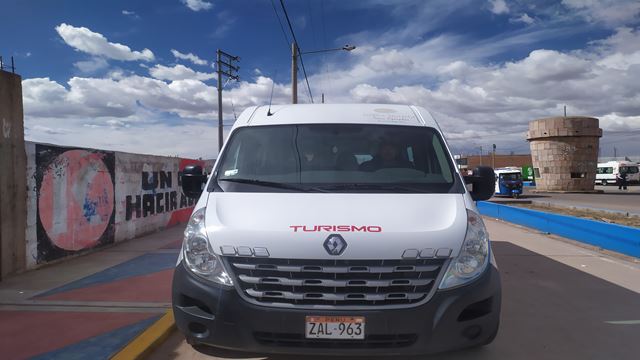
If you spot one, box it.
[291,44,356,104]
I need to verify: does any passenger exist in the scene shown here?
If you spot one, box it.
[617,170,628,190]
[359,140,412,171]
[299,140,328,171]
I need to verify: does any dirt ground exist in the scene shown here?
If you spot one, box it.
[509,202,640,228]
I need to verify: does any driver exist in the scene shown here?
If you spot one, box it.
[359,140,412,171]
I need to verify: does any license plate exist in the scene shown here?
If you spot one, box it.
[305,316,365,339]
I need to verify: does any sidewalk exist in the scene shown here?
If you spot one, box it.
[0,226,183,359]
[494,186,640,217]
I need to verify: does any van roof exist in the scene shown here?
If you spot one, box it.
[233,104,438,129]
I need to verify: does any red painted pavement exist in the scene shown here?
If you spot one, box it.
[38,269,174,303]
[0,311,155,360]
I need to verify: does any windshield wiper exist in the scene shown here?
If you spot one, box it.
[316,183,428,193]
[218,178,326,192]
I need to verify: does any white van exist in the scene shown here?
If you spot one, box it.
[596,161,640,185]
[173,104,500,355]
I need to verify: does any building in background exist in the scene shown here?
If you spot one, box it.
[454,154,532,171]
[527,116,602,192]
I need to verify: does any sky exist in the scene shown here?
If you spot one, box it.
[1,0,639,159]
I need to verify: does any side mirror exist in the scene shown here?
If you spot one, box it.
[463,166,495,201]
[181,165,207,199]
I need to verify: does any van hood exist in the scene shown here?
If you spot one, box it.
[204,193,468,260]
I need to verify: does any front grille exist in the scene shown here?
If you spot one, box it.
[254,332,417,348]
[226,257,446,307]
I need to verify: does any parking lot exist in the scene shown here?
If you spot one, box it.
[148,218,640,360]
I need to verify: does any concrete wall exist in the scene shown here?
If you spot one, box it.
[0,70,27,279]
[24,141,210,269]
[527,116,602,192]
[459,154,532,170]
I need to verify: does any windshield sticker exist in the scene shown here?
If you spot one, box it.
[224,169,239,176]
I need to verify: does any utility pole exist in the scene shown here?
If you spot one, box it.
[291,42,298,104]
[492,144,496,169]
[479,146,483,166]
[216,49,240,151]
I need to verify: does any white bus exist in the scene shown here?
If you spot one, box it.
[596,161,640,185]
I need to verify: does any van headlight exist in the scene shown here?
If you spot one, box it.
[439,209,490,289]
[182,208,233,286]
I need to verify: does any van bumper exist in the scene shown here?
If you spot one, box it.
[172,261,501,356]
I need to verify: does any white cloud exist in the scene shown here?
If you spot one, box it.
[181,0,213,12]
[562,0,640,27]
[367,49,415,72]
[55,23,155,61]
[149,64,216,81]
[30,125,70,135]
[74,57,109,73]
[512,13,535,25]
[211,11,236,38]
[489,0,509,14]
[121,10,139,18]
[171,49,208,66]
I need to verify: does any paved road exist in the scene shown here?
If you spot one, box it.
[493,185,640,215]
[148,219,640,360]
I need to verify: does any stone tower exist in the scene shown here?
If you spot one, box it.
[527,116,602,192]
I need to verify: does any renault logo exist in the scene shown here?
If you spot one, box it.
[323,234,347,256]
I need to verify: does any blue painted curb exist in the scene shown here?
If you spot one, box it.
[478,201,640,258]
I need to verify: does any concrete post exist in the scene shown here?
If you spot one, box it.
[0,69,27,280]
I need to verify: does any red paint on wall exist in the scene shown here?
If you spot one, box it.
[38,150,114,251]
[166,158,205,226]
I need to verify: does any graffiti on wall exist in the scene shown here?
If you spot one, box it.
[35,145,116,263]
[114,155,205,241]
[124,160,200,222]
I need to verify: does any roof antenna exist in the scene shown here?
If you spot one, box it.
[267,71,277,116]
[230,97,238,121]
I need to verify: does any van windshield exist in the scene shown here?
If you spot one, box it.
[212,124,463,193]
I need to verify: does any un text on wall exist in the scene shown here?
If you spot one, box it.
[114,154,203,241]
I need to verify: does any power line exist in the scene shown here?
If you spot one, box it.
[270,0,291,50]
[279,0,314,103]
